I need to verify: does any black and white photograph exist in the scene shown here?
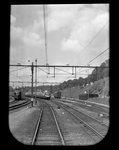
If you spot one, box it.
[9,4,109,146]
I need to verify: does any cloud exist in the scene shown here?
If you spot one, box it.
[10,26,22,39]
[47,4,84,32]
[61,38,83,52]
[22,31,43,46]
[10,11,44,47]
[61,9,109,53]
[31,19,43,33]
[47,4,109,32]
[10,15,23,39]
[11,15,16,25]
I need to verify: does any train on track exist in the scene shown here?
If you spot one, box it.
[13,88,99,101]
[53,91,61,99]
[53,91,98,100]
[14,89,24,100]
[79,93,99,100]
[25,90,51,100]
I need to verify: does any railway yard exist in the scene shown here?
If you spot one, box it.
[9,97,109,145]
[9,4,110,146]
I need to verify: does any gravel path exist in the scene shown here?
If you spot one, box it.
[9,102,41,144]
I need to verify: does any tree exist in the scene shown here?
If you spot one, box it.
[52,59,109,91]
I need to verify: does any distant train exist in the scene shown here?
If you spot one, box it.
[25,90,51,100]
[41,90,51,100]
[14,89,24,100]
[53,91,98,100]
[54,91,61,99]
[79,93,99,100]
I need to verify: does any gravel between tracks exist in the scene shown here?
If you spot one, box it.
[9,102,41,144]
[9,99,105,145]
[56,101,109,126]
[46,101,99,145]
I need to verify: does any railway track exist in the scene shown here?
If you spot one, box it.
[11,97,108,145]
[9,100,18,105]
[9,100,31,111]
[57,99,109,118]
[30,98,108,145]
[52,100,108,139]
[31,101,66,145]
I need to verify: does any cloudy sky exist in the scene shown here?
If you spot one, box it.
[9,4,109,87]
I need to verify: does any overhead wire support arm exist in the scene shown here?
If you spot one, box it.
[10,64,109,68]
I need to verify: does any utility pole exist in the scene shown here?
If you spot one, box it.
[50,84,52,94]
[88,69,89,100]
[96,66,97,81]
[86,69,89,100]
[70,86,71,98]
[35,58,37,100]
[31,62,34,107]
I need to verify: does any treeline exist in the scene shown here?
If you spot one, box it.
[53,59,109,92]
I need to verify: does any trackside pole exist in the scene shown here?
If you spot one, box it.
[31,62,34,107]
[31,98,34,107]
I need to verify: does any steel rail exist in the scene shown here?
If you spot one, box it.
[9,100,30,111]
[49,105,65,145]
[31,105,43,145]
[56,100,108,127]
[58,98,109,117]
[31,100,65,145]
[42,100,66,145]
[52,101,105,139]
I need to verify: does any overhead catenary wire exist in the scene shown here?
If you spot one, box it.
[10,66,29,73]
[76,47,109,73]
[55,67,72,74]
[10,45,109,85]
[10,74,26,82]
[60,47,109,83]
[85,47,109,66]
[38,67,49,74]
[68,20,109,65]
[89,56,109,65]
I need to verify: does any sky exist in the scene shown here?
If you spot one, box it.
[9,4,109,88]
